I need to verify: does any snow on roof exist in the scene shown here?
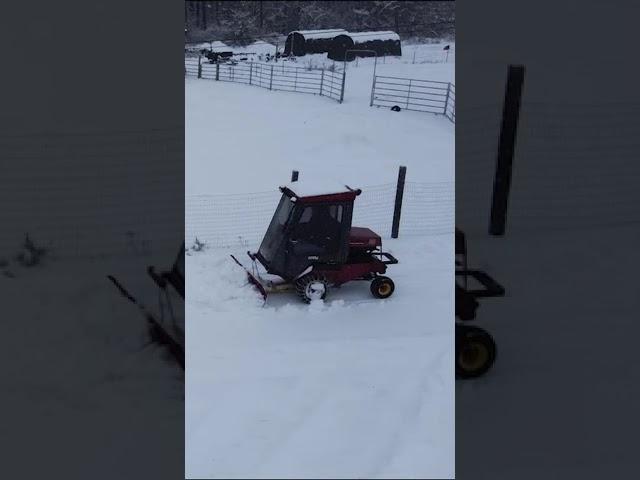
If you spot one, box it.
[282,179,358,198]
[348,31,400,42]
[290,29,348,40]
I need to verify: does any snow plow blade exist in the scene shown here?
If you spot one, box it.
[230,254,268,300]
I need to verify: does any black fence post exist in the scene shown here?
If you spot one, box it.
[197,55,202,79]
[391,166,407,239]
[215,62,219,81]
[489,64,525,236]
[339,69,346,103]
[291,170,299,182]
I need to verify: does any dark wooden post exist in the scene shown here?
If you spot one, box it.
[197,54,202,78]
[291,170,299,182]
[489,64,525,236]
[215,61,219,81]
[391,166,407,238]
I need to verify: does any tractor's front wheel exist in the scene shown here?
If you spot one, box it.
[295,273,328,303]
[371,276,395,299]
[456,325,497,379]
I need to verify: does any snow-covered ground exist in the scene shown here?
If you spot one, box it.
[2,253,184,478]
[186,42,455,478]
[186,236,453,479]
[186,44,454,195]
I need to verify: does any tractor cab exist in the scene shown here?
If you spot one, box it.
[255,182,361,281]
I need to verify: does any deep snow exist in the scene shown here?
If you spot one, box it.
[186,236,453,479]
[2,253,184,479]
[186,42,455,478]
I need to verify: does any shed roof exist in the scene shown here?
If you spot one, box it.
[290,29,348,40]
[348,31,400,42]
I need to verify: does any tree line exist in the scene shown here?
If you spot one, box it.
[185,1,455,44]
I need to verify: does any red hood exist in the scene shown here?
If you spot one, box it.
[349,227,381,248]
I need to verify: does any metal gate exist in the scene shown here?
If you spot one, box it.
[371,75,455,122]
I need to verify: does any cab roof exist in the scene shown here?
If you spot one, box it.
[280,180,361,203]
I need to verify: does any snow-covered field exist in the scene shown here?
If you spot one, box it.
[186,43,455,478]
[2,253,184,478]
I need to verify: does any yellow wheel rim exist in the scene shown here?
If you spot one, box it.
[459,342,490,371]
[378,283,392,296]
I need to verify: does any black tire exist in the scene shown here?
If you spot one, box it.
[295,272,328,303]
[370,276,395,299]
[456,325,497,379]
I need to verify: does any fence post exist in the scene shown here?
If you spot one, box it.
[320,69,324,96]
[291,170,299,182]
[197,55,202,79]
[444,82,451,116]
[412,50,416,64]
[339,69,346,103]
[269,65,274,90]
[406,79,412,109]
[489,64,526,236]
[370,75,376,107]
[391,166,407,239]
[215,62,219,81]
[249,62,252,85]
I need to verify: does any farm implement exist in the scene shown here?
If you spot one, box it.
[107,243,185,370]
[455,228,505,378]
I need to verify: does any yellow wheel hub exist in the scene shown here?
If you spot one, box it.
[459,342,489,371]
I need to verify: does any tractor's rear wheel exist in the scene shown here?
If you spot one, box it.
[371,276,395,299]
[295,272,328,303]
[456,325,497,379]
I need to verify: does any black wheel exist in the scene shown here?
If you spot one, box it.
[456,325,497,379]
[370,276,395,299]
[295,272,328,303]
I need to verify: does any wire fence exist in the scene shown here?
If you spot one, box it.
[456,98,640,235]
[407,45,455,64]
[0,129,184,260]
[185,180,454,250]
[371,75,455,122]
[185,56,346,103]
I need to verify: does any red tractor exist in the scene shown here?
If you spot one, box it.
[232,182,398,303]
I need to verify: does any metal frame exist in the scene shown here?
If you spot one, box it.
[455,228,505,299]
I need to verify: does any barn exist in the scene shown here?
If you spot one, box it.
[327,31,402,61]
[283,29,347,57]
